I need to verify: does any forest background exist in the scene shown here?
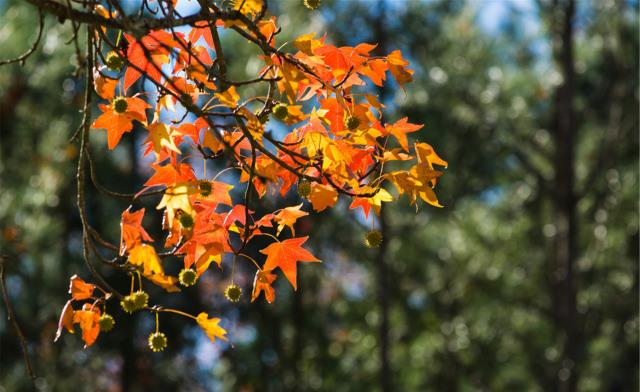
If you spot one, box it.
[0,0,637,391]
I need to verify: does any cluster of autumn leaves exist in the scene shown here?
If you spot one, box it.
[57,0,446,351]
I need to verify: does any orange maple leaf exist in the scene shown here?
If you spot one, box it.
[54,300,75,342]
[91,96,150,149]
[308,183,338,212]
[273,204,308,236]
[261,237,320,290]
[384,117,423,151]
[68,275,95,300]
[73,304,101,348]
[120,207,153,255]
[251,268,277,303]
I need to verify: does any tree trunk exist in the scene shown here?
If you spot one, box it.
[551,1,579,391]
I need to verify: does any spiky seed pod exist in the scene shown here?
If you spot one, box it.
[297,179,311,198]
[132,290,149,310]
[365,230,383,248]
[272,103,289,120]
[344,115,360,130]
[179,268,198,287]
[120,295,137,314]
[105,51,123,71]
[224,284,242,302]
[304,0,321,10]
[148,332,168,352]
[198,180,212,197]
[113,97,128,114]
[179,213,194,229]
[99,314,115,332]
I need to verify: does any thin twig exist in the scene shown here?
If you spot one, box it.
[0,256,37,383]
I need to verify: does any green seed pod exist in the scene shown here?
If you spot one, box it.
[365,230,383,248]
[132,290,149,310]
[179,268,198,287]
[105,51,123,71]
[224,284,242,302]
[198,180,212,197]
[344,115,360,130]
[113,97,128,114]
[148,332,168,352]
[179,213,194,229]
[272,103,289,120]
[297,179,312,198]
[120,295,137,314]
[99,313,115,332]
[304,0,321,10]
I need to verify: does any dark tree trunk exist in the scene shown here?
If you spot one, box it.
[551,1,579,391]
[372,2,392,391]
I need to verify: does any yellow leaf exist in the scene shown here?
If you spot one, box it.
[293,33,323,56]
[274,204,308,236]
[147,122,181,157]
[196,312,228,343]
[215,86,240,108]
[308,183,338,212]
[128,244,164,275]
[415,142,448,168]
[157,183,194,228]
[146,274,180,292]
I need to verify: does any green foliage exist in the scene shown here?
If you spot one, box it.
[0,0,637,391]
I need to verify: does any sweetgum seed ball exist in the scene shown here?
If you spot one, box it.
[344,115,360,130]
[132,290,149,310]
[297,179,311,198]
[365,230,383,248]
[120,295,137,313]
[99,314,115,332]
[179,213,194,229]
[198,181,212,197]
[148,332,168,352]
[224,284,242,302]
[113,97,128,114]
[304,0,321,10]
[273,103,289,120]
[105,51,123,71]
[179,268,198,287]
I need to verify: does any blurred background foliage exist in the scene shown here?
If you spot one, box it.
[0,0,638,391]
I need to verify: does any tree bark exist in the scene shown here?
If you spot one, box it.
[551,1,579,391]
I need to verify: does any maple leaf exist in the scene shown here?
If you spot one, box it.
[123,32,172,92]
[251,269,277,303]
[91,96,150,149]
[93,69,117,100]
[120,207,153,255]
[387,50,414,88]
[349,188,394,218]
[144,122,181,159]
[197,181,234,206]
[385,117,423,152]
[196,312,228,343]
[144,162,197,189]
[189,21,215,47]
[273,204,308,236]
[68,275,95,300]
[145,274,181,293]
[128,243,164,275]
[308,183,338,212]
[73,304,101,348]
[215,86,240,108]
[157,183,195,228]
[54,300,75,342]
[261,237,320,290]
